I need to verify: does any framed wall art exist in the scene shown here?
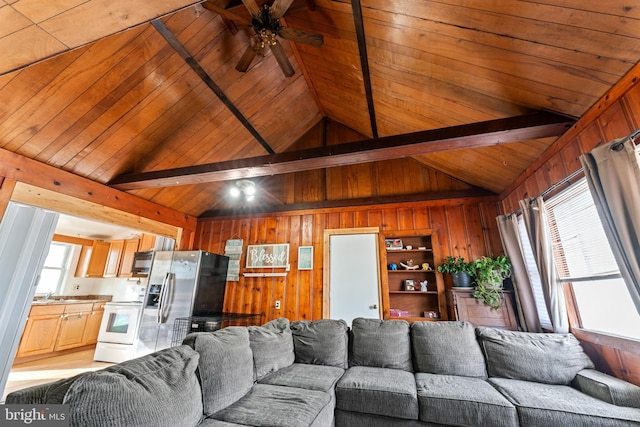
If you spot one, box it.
[298,246,314,270]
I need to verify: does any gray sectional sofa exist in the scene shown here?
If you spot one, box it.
[6,318,640,427]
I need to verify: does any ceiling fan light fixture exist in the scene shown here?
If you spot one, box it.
[230,179,257,201]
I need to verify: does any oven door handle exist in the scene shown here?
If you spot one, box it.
[156,273,171,324]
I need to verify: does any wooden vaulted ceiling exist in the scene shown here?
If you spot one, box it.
[1,0,639,218]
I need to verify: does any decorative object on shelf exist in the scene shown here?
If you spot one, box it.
[298,246,313,270]
[385,239,403,250]
[421,262,431,271]
[437,256,474,288]
[419,280,428,292]
[423,311,439,319]
[400,259,420,270]
[472,256,512,310]
[404,279,415,291]
[390,309,409,317]
[405,245,413,250]
[389,263,398,270]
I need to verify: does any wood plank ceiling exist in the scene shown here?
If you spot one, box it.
[0,0,639,217]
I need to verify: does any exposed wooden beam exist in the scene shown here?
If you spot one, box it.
[110,112,575,190]
[351,0,378,138]
[199,188,498,217]
[151,18,275,155]
[0,147,196,233]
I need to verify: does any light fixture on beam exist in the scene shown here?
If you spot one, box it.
[230,179,256,201]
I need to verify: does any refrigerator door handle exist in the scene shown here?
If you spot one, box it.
[157,273,171,324]
[161,273,174,324]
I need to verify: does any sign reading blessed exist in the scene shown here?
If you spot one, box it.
[246,244,290,268]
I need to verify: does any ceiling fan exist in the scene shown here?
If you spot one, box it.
[202,0,324,77]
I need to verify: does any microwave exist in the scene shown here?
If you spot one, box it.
[131,251,154,277]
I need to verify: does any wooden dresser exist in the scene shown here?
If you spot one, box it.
[447,288,518,330]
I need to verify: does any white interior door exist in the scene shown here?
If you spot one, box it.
[328,232,381,325]
[0,202,58,398]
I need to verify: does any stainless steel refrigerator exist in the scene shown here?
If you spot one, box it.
[135,250,228,357]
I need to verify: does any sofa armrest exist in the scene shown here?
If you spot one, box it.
[5,374,82,404]
[572,369,640,408]
[5,383,49,404]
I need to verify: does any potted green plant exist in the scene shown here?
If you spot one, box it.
[472,256,511,309]
[437,256,475,288]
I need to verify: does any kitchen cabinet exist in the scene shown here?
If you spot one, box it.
[75,240,110,278]
[54,303,93,351]
[104,238,140,277]
[138,233,156,252]
[16,305,64,358]
[82,302,106,345]
[381,229,447,321]
[103,240,125,277]
[118,238,140,277]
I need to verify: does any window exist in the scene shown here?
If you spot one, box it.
[545,179,640,340]
[36,242,72,295]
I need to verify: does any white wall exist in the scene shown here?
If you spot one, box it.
[59,245,147,302]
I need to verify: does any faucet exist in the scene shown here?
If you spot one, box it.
[43,291,54,301]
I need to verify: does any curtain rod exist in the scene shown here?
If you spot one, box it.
[506,128,640,217]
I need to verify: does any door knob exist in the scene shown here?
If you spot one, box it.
[370,304,378,309]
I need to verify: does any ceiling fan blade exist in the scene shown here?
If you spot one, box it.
[269,41,294,77]
[241,0,261,17]
[278,27,324,47]
[236,45,259,72]
[202,1,248,23]
[269,0,294,19]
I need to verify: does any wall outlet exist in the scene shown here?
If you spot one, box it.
[275,300,281,310]
[74,284,80,290]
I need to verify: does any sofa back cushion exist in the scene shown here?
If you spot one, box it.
[63,345,203,427]
[411,321,487,378]
[350,318,413,372]
[476,327,594,384]
[291,319,349,368]
[248,318,295,381]
[182,327,254,415]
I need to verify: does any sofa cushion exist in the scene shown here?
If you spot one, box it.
[350,318,412,372]
[248,318,295,381]
[259,363,345,393]
[63,345,203,427]
[336,366,419,420]
[411,321,487,378]
[476,327,594,384]
[210,384,333,427]
[415,373,518,427]
[573,369,640,409]
[182,327,254,415]
[489,378,640,427]
[291,319,349,368]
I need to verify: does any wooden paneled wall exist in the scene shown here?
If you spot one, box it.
[501,62,640,386]
[195,198,502,323]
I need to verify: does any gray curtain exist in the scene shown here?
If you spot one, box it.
[520,197,569,333]
[496,214,542,332]
[580,137,640,312]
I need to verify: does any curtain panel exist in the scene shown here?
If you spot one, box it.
[519,197,569,333]
[580,137,640,312]
[496,214,542,332]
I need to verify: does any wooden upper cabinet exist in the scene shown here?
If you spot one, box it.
[103,240,125,277]
[118,238,140,277]
[138,233,156,252]
[75,240,110,278]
